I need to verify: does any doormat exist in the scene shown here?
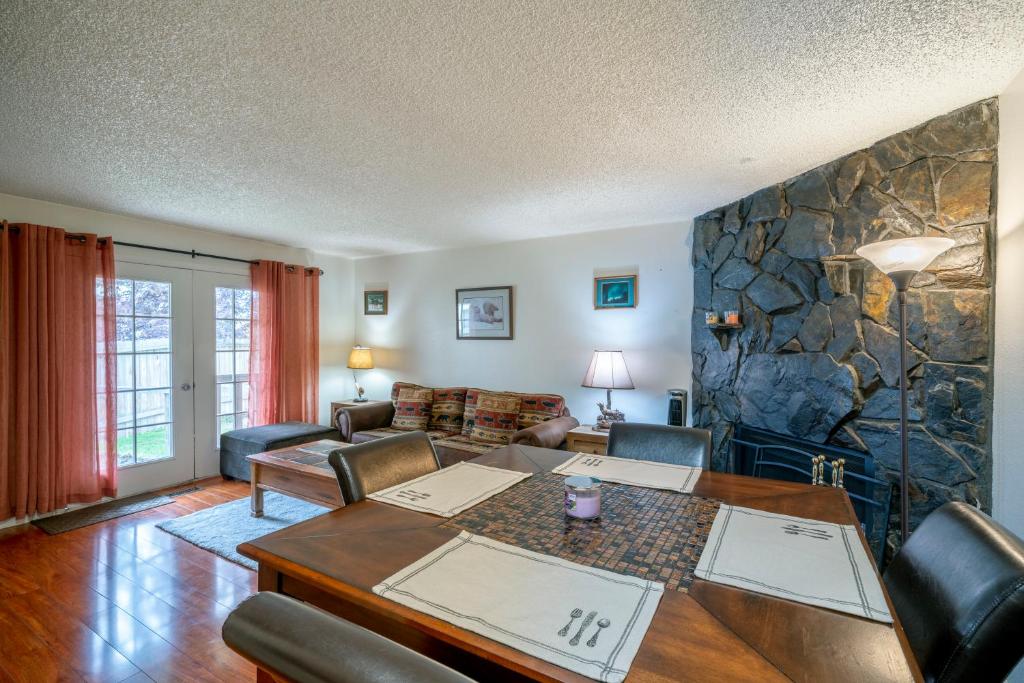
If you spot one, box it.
[31,491,177,535]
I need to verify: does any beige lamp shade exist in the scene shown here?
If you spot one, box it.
[582,350,634,390]
[347,346,374,370]
[856,236,954,275]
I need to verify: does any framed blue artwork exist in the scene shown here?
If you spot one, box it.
[593,275,637,309]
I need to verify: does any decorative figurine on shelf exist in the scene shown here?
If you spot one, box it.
[595,402,625,431]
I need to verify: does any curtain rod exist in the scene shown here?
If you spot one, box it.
[0,222,324,275]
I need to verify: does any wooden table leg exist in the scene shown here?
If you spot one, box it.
[251,463,264,517]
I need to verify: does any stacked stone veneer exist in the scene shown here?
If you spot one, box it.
[691,99,996,529]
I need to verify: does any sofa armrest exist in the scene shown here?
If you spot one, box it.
[511,415,580,449]
[335,402,395,442]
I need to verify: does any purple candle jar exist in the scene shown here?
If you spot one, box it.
[564,476,602,519]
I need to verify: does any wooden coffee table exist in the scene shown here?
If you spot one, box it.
[246,443,348,517]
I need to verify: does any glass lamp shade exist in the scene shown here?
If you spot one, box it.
[582,350,635,390]
[856,236,954,275]
[347,346,374,370]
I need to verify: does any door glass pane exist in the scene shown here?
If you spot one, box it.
[216,352,234,382]
[234,351,249,379]
[116,355,133,390]
[234,289,252,318]
[136,389,172,426]
[117,278,175,467]
[117,428,135,466]
[116,318,133,354]
[135,317,170,353]
[115,279,133,315]
[117,392,134,427]
[136,424,171,463]
[134,281,170,316]
[215,288,233,318]
[215,286,253,447]
[234,320,250,350]
[218,383,234,415]
[216,320,234,350]
[135,353,171,389]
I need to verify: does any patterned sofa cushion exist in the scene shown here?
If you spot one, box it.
[391,387,434,430]
[470,392,522,444]
[428,387,468,434]
[390,381,426,402]
[517,393,567,428]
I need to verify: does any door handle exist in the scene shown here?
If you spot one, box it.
[181,382,193,391]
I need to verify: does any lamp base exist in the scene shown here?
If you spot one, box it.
[351,397,368,403]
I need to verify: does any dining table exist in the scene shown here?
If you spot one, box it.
[237,444,922,683]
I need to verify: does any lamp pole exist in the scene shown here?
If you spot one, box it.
[893,275,913,542]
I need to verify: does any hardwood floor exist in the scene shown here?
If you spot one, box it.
[0,478,258,683]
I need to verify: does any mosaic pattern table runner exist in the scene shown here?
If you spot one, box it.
[443,472,720,592]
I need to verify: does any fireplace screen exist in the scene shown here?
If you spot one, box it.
[730,425,892,563]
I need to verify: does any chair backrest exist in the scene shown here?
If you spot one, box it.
[606,422,711,468]
[223,592,475,683]
[328,431,440,504]
[883,502,1024,683]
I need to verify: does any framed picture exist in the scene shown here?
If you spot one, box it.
[364,290,388,315]
[594,275,637,309]
[456,286,514,340]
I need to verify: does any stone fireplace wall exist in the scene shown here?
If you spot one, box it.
[690,98,996,528]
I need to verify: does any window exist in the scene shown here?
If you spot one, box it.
[215,287,252,445]
[115,279,173,467]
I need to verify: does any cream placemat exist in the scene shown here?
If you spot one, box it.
[374,531,663,683]
[695,505,892,623]
[552,453,702,494]
[367,462,531,517]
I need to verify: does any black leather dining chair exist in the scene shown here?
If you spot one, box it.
[327,430,441,504]
[883,502,1024,683]
[223,592,475,683]
[606,422,711,469]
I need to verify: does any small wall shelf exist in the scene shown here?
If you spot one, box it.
[708,322,743,330]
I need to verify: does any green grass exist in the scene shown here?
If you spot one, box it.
[117,425,170,465]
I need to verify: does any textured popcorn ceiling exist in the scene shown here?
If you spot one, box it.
[2,2,1024,257]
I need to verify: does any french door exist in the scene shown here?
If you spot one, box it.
[114,263,196,496]
[193,271,252,480]
[111,263,254,496]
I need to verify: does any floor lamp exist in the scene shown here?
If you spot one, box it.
[856,236,953,542]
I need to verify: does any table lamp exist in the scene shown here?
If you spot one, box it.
[856,236,953,543]
[347,346,374,402]
[582,350,635,430]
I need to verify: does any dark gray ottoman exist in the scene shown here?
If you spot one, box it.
[220,421,339,481]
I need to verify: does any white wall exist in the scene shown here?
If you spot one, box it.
[994,69,1024,538]
[0,192,355,443]
[352,222,693,425]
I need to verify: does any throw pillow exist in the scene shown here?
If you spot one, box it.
[461,388,483,436]
[469,392,522,444]
[428,387,468,434]
[390,381,426,403]
[517,393,566,428]
[391,388,434,431]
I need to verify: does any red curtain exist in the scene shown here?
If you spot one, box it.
[249,260,320,425]
[0,222,117,521]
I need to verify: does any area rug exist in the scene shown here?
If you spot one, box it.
[156,493,329,570]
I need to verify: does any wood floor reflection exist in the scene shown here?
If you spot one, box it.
[0,478,256,682]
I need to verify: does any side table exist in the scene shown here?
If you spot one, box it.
[565,425,609,455]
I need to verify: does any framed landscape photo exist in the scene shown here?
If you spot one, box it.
[594,275,637,309]
[456,286,513,340]
[364,290,388,315]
